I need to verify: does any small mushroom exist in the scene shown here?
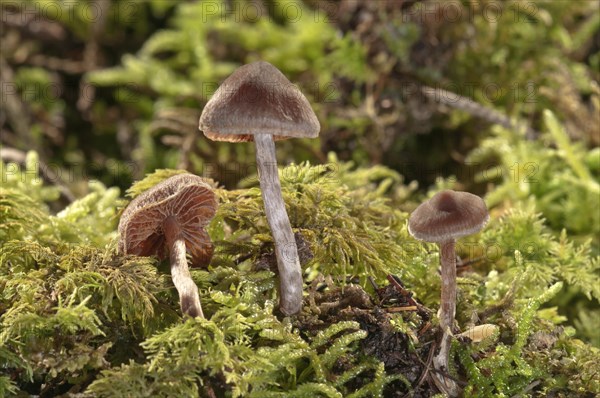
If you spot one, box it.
[199,61,320,315]
[408,190,488,396]
[118,174,218,318]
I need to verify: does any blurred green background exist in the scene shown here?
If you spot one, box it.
[2,0,597,189]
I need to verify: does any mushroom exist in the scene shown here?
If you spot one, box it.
[199,61,319,315]
[408,190,488,396]
[118,173,218,318]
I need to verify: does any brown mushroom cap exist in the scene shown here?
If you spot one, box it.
[408,190,489,242]
[199,61,320,142]
[118,174,218,267]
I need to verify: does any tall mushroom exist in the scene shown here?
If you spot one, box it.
[408,190,488,396]
[118,173,217,318]
[199,61,320,315]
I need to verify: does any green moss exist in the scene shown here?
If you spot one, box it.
[2,149,599,397]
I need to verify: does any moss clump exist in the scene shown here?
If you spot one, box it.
[2,150,599,397]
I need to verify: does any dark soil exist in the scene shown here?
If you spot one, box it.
[294,278,442,397]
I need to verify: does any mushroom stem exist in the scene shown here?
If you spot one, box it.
[438,239,457,333]
[432,239,459,396]
[254,133,303,315]
[163,216,204,318]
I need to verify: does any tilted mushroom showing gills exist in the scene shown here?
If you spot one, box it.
[199,61,320,316]
[118,174,217,318]
[408,190,488,397]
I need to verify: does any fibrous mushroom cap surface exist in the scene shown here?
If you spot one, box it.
[408,190,489,242]
[199,61,320,142]
[118,174,217,267]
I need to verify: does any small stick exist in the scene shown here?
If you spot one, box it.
[387,274,419,307]
[386,306,418,313]
[368,275,380,291]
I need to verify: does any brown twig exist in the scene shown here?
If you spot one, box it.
[422,85,541,140]
[386,306,418,313]
[387,274,420,308]
[402,339,436,398]
[429,367,468,387]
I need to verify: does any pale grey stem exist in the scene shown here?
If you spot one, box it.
[254,133,303,315]
[438,240,457,333]
[432,239,459,397]
[163,216,204,318]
